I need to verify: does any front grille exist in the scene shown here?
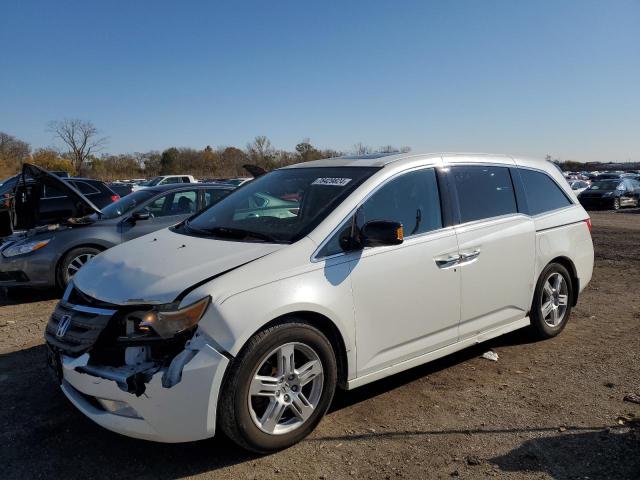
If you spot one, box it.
[45,302,116,356]
[66,285,119,310]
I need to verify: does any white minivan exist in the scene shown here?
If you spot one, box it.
[46,153,594,452]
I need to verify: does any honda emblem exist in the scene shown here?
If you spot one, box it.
[56,315,72,338]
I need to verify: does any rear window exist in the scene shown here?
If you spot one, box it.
[519,169,572,215]
[451,166,517,223]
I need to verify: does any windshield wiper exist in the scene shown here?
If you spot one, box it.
[209,227,279,243]
[186,225,280,243]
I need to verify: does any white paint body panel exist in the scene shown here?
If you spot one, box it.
[66,152,594,443]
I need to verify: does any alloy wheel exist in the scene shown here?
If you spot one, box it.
[66,253,95,278]
[248,342,324,435]
[540,272,569,327]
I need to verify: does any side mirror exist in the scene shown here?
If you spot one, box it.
[131,210,151,221]
[360,220,404,248]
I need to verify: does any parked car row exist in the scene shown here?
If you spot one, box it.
[0,164,235,288]
[36,153,593,454]
[576,177,640,210]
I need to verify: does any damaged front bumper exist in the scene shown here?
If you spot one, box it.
[59,336,229,442]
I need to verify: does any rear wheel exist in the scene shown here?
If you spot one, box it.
[530,263,573,339]
[219,321,337,453]
[57,246,101,288]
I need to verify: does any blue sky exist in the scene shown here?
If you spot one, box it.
[1,0,639,162]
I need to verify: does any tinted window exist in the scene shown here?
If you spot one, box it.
[182,177,191,183]
[42,185,66,198]
[204,188,231,207]
[146,190,198,217]
[452,166,517,222]
[71,180,100,195]
[318,168,442,257]
[519,169,572,215]
[163,177,181,184]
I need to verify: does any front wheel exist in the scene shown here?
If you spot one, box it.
[218,321,337,453]
[57,246,101,288]
[530,263,573,339]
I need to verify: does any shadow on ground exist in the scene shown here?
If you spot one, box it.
[0,286,60,306]
[490,423,640,479]
[0,329,547,479]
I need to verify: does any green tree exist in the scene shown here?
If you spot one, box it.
[160,147,179,174]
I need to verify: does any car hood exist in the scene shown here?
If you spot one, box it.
[72,227,286,305]
[2,164,102,234]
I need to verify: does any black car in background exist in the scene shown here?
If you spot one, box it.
[0,167,234,289]
[1,169,120,227]
[578,178,640,210]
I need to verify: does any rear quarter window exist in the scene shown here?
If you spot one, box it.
[518,169,573,215]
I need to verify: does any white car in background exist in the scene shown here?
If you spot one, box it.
[46,152,594,453]
[569,179,590,195]
[132,175,197,191]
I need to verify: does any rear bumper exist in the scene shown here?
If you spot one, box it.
[60,343,230,442]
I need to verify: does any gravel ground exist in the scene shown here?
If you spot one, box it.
[1,210,639,479]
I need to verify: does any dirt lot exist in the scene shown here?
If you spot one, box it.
[1,210,639,480]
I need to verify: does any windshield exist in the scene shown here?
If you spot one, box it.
[97,190,156,219]
[589,180,621,191]
[179,166,379,243]
[143,176,163,187]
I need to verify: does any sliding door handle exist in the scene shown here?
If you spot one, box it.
[434,254,460,269]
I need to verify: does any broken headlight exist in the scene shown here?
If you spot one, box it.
[132,296,211,339]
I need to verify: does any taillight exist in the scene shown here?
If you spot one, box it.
[110,195,120,202]
[584,218,592,233]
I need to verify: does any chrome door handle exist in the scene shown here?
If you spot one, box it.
[434,254,460,269]
[459,249,481,263]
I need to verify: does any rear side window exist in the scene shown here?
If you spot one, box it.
[204,188,231,207]
[71,181,100,195]
[451,166,517,222]
[518,169,572,215]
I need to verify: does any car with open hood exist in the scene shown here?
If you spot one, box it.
[0,170,234,289]
[45,152,594,453]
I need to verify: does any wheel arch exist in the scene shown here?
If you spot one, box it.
[244,311,350,389]
[54,243,109,288]
[546,256,580,306]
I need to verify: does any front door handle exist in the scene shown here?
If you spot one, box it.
[434,254,460,269]
[459,249,481,264]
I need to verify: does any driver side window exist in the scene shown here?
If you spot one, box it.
[318,168,443,258]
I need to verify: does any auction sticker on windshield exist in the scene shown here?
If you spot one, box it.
[312,177,352,186]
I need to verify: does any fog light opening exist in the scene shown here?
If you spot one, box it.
[96,398,142,419]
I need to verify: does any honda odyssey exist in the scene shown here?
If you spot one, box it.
[45,152,594,453]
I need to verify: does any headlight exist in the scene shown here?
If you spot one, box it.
[136,296,211,338]
[3,239,51,257]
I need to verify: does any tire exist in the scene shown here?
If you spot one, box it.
[219,321,337,453]
[530,263,573,339]
[57,246,101,288]
[613,198,620,210]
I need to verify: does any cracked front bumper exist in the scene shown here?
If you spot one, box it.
[60,343,229,443]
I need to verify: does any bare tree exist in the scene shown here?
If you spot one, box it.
[353,142,371,155]
[48,119,107,173]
